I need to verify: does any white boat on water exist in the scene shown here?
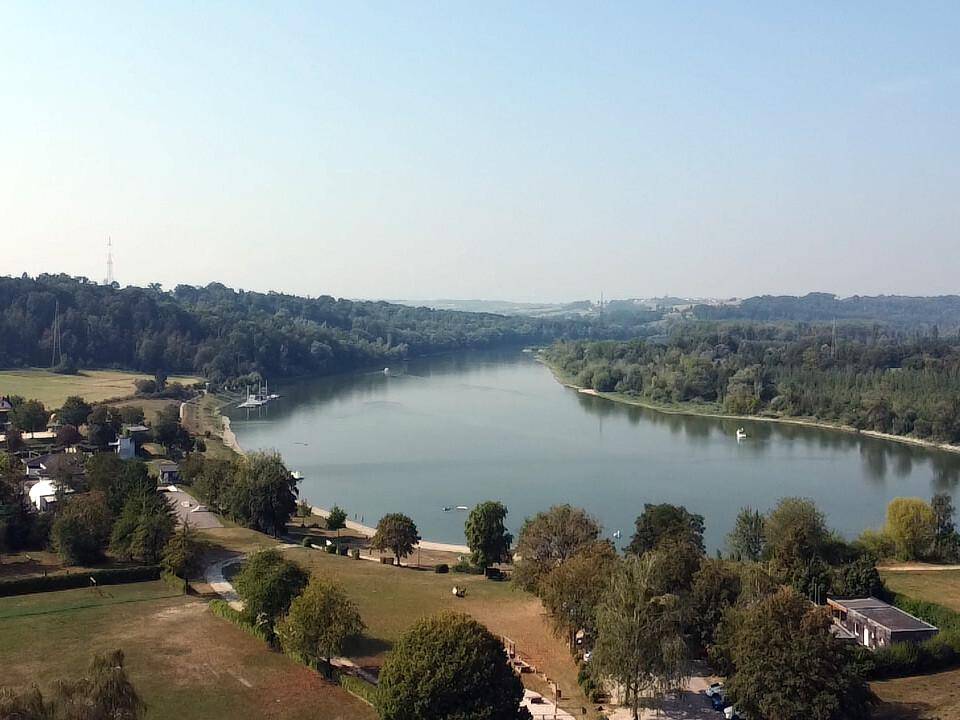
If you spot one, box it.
[736,427,748,441]
[238,381,279,408]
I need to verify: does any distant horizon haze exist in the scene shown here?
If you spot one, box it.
[2,3,958,301]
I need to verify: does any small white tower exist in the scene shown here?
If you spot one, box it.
[104,238,115,286]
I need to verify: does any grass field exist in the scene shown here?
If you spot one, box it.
[870,569,960,718]
[0,581,375,720]
[881,569,960,612]
[0,368,201,407]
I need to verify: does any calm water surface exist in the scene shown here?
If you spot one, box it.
[227,351,960,551]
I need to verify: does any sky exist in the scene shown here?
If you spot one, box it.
[1,2,958,302]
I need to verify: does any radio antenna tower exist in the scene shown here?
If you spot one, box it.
[51,301,63,368]
[105,238,115,286]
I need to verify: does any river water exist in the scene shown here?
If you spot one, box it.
[226,350,960,551]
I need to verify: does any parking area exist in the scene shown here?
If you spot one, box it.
[162,487,223,529]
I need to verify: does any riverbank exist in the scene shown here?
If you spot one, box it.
[540,357,960,456]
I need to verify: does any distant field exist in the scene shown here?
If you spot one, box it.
[0,581,374,720]
[881,569,960,612]
[0,369,201,407]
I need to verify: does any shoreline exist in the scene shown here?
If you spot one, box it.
[539,357,960,457]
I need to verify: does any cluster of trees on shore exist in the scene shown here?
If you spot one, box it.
[512,499,883,719]
[545,323,960,444]
[0,274,658,384]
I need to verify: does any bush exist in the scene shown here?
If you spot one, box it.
[452,560,484,575]
[0,566,160,597]
[209,600,270,643]
[338,672,379,705]
[351,548,361,560]
[326,543,339,554]
[434,564,449,574]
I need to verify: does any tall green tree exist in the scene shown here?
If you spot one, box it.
[627,503,705,555]
[226,451,299,537]
[11,399,47,433]
[513,504,601,592]
[376,611,526,720]
[690,558,741,651]
[885,497,937,561]
[58,395,92,427]
[722,587,872,720]
[464,501,513,569]
[277,577,364,671]
[326,504,347,545]
[592,552,690,719]
[162,520,203,582]
[110,489,175,564]
[727,506,765,561]
[371,513,420,566]
[51,491,114,564]
[233,549,309,633]
[763,497,828,560]
[539,541,618,649]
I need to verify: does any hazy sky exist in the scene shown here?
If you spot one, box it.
[2,2,958,302]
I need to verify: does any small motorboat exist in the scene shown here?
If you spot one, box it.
[736,428,748,441]
[455,505,469,511]
[442,506,452,512]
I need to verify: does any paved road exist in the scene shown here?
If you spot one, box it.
[163,488,223,529]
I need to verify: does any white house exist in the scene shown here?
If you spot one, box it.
[28,479,74,512]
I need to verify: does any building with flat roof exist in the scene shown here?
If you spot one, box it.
[827,597,938,649]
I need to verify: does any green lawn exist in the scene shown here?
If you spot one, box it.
[0,368,200,407]
[881,569,960,612]
[0,581,374,720]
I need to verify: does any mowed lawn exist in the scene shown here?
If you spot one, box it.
[0,581,375,720]
[282,547,598,716]
[881,569,960,612]
[0,368,200,407]
[872,569,960,718]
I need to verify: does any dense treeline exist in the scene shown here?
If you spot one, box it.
[692,292,960,331]
[0,274,658,383]
[545,323,960,444]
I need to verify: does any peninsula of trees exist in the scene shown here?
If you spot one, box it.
[544,323,960,445]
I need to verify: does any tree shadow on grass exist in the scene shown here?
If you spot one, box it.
[345,635,393,658]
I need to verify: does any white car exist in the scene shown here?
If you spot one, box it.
[705,682,723,698]
[724,706,744,720]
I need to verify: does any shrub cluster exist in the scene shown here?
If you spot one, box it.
[0,565,160,597]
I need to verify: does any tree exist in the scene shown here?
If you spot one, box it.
[376,611,526,720]
[932,492,958,559]
[276,577,364,671]
[4,428,24,453]
[86,405,122,447]
[627,503,705,555]
[86,457,154,516]
[151,404,184,448]
[11,399,47,433]
[326,504,347,543]
[727,506,764,561]
[371,513,420,566]
[162,520,203,582]
[120,405,145,425]
[539,540,618,649]
[55,424,83,447]
[465,501,513,569]
[233,549,308,632]
[885,497,937,561]
[0,649,145,720]
[225,451,299,537]
[51,491,113,564]
[513,505,601,592]
[690,558,741,651]
[110,490,175,564]
[722,587,871,720]
[831,557,884,598]
[59,395,92,427]
[763,497,828,560]
[592,552,690,719]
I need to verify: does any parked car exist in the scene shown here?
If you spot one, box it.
[705,682,724,698]
[711,693,728,711]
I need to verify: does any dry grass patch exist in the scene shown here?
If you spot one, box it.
[0,368,199,407]
[0,581,374,720]
[881,569,960,612]
[873,667,960,719]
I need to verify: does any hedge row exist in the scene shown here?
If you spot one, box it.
[867,595,960,678]
[208,599,270,643]
[337,672,379,706]
[0,566,160,597]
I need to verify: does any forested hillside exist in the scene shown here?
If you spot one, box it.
[693,293,960,331]
[0,275,656,383]
[545,324,960,444]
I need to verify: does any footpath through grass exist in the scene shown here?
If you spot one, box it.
[0,580,375,720]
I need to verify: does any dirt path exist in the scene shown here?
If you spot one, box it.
[880,563,960,572]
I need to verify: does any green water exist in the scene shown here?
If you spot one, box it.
[227,350,960,551]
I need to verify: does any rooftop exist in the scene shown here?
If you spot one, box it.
[829,597,937,633]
